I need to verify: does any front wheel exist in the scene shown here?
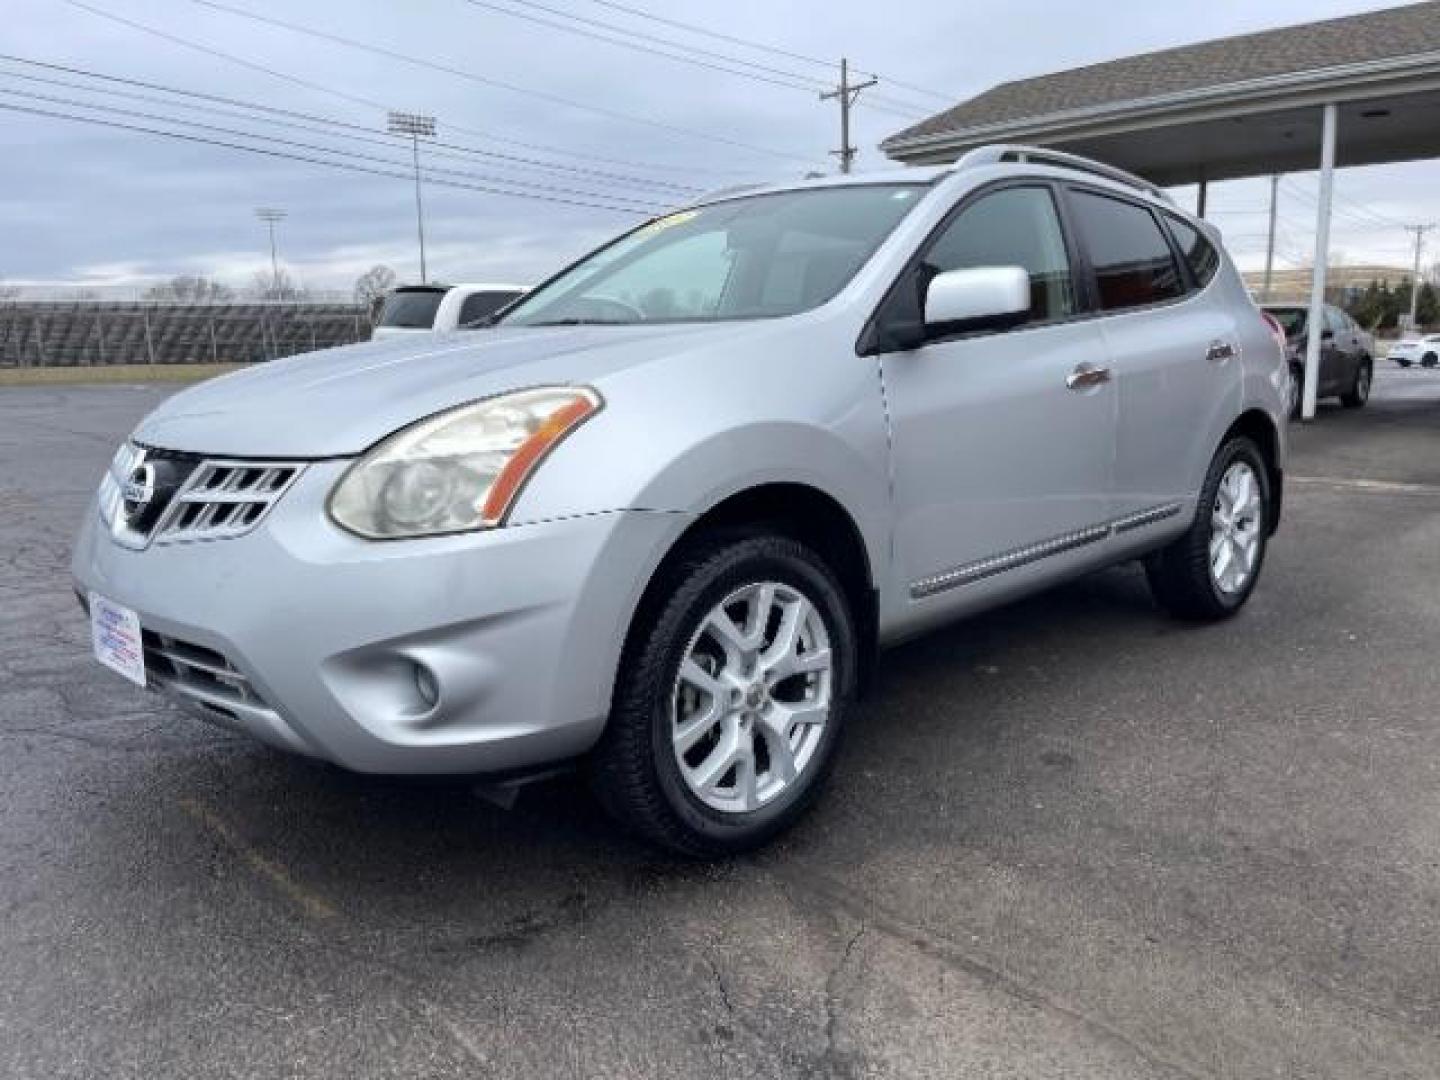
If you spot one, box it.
[1146,436,1271,621]
[591,532,857,856]
[1423,352,1439,369]
[1341,359,1372,408]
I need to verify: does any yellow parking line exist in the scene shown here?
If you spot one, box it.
[179,797,339,921]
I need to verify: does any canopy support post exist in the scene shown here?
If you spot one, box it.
[1302,103,1338,422]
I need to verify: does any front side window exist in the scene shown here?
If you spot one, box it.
[921,185,1076,324]
[1165,214,1220,289]
[1069,190,1184,310]
[499,184,925,326]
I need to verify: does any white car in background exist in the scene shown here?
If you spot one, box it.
[372,283,527,339]
[1388,333,1440,368]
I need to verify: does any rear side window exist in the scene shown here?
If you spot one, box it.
[379,288,447,328]
[1069,190,1184,311]
[1165,214,1220,289]
[922,186,1077,324]
[458,290,523,326]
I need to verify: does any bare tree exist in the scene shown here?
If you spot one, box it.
[144,275,234,302]
[251,268,308,301]
[352,264,397,308]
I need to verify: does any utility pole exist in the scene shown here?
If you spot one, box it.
[819,58,876,174]
[254,207,286,293]
[1405,223,1433,332]
[388,111,437,282]
[1262,174,1279,301]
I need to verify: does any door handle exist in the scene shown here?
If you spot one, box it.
[1066,363,1112,390]
[1206,340,1237,363]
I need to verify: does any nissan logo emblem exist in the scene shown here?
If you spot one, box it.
[121,462,157,515]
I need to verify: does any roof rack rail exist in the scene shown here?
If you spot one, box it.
[957,144,1174,204]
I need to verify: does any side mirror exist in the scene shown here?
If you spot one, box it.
[1321,328,1335,341]
[924,266,1031,335]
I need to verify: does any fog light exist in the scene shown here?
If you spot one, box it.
[413,662,439,708]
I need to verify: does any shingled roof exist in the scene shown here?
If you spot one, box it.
[883,1,1440,152]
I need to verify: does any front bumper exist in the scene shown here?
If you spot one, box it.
[72,460,688,774]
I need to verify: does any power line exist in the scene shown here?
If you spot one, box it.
[460,0,827,92]
[579,0,956,103]
[0,98,665,216]
[0,84,672,211]
[457,0,931,116]
[167,0,816,162]
[49,4,757,179]
[0,55,703,194]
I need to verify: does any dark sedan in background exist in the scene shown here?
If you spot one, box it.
[1263,303,1373,417]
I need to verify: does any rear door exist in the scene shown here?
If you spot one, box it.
[1063,189,1240,525]
[872,182,1116,614]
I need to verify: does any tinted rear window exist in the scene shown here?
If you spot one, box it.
[1069,190,1184,311]
[1165,214,1220,288]
[379,289,447,328]
[458,290,524,326]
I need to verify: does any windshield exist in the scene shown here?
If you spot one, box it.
[379,288,448,328]
[1265,307,1306,336]
[499,184,925,327]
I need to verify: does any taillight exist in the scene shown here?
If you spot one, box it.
[1259,310,1287,352]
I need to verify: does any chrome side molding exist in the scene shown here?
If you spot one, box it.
[910,502,1184,599]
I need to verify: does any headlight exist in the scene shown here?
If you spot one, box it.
[327,386,601,539]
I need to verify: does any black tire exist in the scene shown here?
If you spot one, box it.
[1423,352,1439,369]
[590,531,857,857]
[1145,436,1271,622]
[1396,358,1412,369]
[1340,358,1372,408]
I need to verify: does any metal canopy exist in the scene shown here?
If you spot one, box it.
[883,4,1440,420]
[883,73,1440,186]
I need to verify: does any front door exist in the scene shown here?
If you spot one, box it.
[875,184,1116,612]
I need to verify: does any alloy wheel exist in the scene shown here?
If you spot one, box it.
[1210,462,1263,595]
[671,581,832,814]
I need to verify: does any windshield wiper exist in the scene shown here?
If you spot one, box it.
[524,317,636,327]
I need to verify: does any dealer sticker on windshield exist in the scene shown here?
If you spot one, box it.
[90,592,146,687]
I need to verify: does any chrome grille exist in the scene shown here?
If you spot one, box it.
[155,462,302,544]
[98,442,303,548]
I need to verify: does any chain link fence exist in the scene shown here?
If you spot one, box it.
[0,300,374,368]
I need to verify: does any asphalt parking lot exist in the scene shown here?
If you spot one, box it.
[2,369,1438,1079]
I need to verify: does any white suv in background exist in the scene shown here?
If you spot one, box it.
[371,282,527,339]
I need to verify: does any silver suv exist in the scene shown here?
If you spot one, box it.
[74,146,1287,855]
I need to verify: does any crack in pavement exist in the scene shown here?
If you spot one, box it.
[810,921,867,1080]
[770,867,1212,1080]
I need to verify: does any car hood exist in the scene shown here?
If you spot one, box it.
[133,323,758,458]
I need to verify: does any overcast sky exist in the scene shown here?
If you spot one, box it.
[2,0,1436,295]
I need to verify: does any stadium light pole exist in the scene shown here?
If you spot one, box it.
[254,207,287,291]
[387,111,437,282]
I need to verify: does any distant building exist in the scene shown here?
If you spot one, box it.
[1243,265,1412,304]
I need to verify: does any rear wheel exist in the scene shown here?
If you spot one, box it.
[1423,352,1438,369]
[591,532,856,857]
[1146,436,1270,621]
[1341,359,1372,408]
